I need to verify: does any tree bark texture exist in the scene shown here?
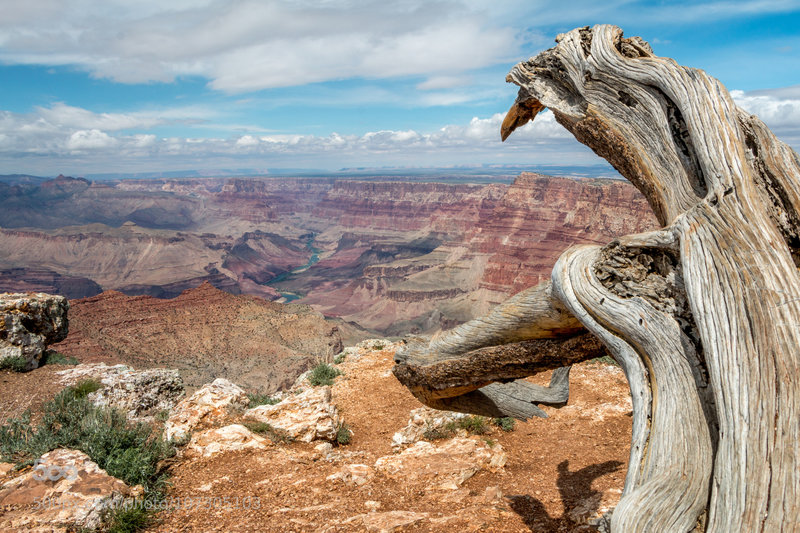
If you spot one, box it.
[393,24,800,531]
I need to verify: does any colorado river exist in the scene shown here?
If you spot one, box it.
[267,236,320,302]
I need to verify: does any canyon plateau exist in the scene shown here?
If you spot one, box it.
[0,173,657,335]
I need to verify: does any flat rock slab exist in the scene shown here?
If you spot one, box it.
[375,436,506,490]
[0,448,131,531]
[245,385,340,443]
[165,378,248,441]
[187,424,271,458]
[57,362,184,420]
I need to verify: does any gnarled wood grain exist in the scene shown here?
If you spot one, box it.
[393,24,800,532]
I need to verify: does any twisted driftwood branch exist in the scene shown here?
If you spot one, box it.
[393,281,606,418]
[393,24,800,531]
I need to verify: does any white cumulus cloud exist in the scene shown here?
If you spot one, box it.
[732,89,800,127]
[66,129,118,150]
[36,103,166,131]
[0,0,519,92]
[2,92,799,175]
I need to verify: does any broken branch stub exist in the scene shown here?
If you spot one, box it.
[393,24,800,532]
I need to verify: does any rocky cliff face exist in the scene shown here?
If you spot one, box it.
[0,292,69,370]
[292,174,657,333]
[312,180,504,233]
[51,283,343,393]
[0,268,102,299]
[472,173,656,293]
[0,173,658,335]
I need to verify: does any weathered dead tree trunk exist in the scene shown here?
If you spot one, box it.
[393,24,800,531]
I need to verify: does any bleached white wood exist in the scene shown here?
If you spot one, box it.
[395,24,800,531]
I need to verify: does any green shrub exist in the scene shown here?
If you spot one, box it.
[372,343,385,351]
[422,425,454,441]
[455,415,490,435]
[0,356,29,372]
[244,421,293,444]
[592,355,620,367]
[421,415,491,441]
[333,353,346,365]
[308,362,341,386]
[247,393,280,407]
[105,494,158,533]
[335,422,351,445]
[70,378,103,399]
[0,385,176,532]
[493,417,516,432]
[41,350,79,366]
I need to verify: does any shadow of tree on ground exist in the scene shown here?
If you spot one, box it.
[508,459,623,532]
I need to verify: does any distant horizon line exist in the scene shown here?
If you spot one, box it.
[1,163,624,182]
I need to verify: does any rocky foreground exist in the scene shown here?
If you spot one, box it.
[0,340,632,532]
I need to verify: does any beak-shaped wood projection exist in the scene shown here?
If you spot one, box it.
[500,98,545,141]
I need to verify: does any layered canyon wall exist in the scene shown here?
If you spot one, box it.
[293,173,656,333]
[0,173,657,335]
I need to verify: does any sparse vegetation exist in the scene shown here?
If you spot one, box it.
[247,392,281,407]
[0,355,29,372]
[422,425,454,441]
[422,415,491,441]
[335,422,352,445]
[333,352,346,364]
[0,384,176,532]
[455,415,489,435]
[493,417,516,432]
[244,420,293,444]
[105,495,159,533]
[70,378,103,399]
[372,342,385,351]
[308,362,341,386]
[41,350,79,366]
[155,409,170,422]
[592,355,620,367]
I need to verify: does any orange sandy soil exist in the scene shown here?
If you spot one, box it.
[0,365,67,423]
[150,346,632,533]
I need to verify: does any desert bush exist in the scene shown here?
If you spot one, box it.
[372,342,385,351]
[333,352,346,364]
[422,425,454,441]
[247,392,280,407]
[455,415,490,435]
[335,422,352,445]
[422,415,491,441]
[105,495,158,533]
[41,350,79,366]
[70,378,103,399]
[308,362,341,386]
[493,417,516,432]
[592,355,620,367]
[0,356,29,372]
[244,421,293,444]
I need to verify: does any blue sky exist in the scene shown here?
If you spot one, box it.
[1,0,800,176]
